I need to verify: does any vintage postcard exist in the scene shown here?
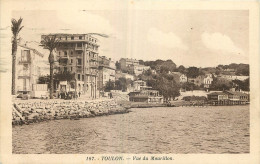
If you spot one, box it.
[0,0,259,163]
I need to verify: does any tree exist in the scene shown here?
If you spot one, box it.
[235,64,249,76]
[187,67,199,78]
[178,65,186,73]
[115,61,121,70]
[40,35,60,99]
[139,60,144,65]
[38,75,50,84]
[104,80,115,92]
[210,78,232,91]
[232,78,249,91]
[54,71,75,82]
[115,77,132,91]
[11,17,24,95]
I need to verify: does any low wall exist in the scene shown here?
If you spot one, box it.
[12,99,130,125]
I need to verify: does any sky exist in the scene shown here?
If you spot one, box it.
[0,9,249,73]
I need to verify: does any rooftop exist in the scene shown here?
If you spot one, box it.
[224,91,248,96]
[19,44,44,57]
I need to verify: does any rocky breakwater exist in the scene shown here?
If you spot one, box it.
[12,99,130,125]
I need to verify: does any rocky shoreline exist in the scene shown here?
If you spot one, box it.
[12,99,130,126]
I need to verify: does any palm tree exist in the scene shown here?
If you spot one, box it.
[40,35,60,99]
[11,18,24,95]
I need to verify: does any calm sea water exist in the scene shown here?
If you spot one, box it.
[12,106,249,154]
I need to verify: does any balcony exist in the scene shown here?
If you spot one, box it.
[85,69,98,76]
[76,53,83,58]
[18,70,30,78]
[77,67,83,73]
[19,59,31,64]
[59,55,69,59]
[89,63,99,68]
[86,47,98,53]
[75,46,83,51]
[89,55,98,61]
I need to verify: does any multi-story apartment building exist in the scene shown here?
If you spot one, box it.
[119,58,139,71]
[16,44,44,93]
[41,34,99,99]
[97,56,116,90]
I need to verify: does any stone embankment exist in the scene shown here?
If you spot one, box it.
[12,99,130,125]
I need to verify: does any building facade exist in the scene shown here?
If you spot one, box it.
[180,74,188,83]
[132,65,150,76]
[97,56,116,90]
[128,87,163,104]
[133,80,147,91]
[204,74,214,89]
[16,44,44,94]
[119,58,139,71]
[41,34,99,98]
[207,91,249,105]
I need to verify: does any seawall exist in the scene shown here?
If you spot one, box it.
[12,99,130,125]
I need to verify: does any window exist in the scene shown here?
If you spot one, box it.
[59,51,61,55]
[23,64,29,70]
[71,36,74,40]
[71,67,73,71]
[21,50,29,62]
[77,43,81,47]
[64,67,67,72]
[78,59,82,65]
[77,51,81,55]
[71,51,73,55]
[82,75,84,81]
[79,36,82,40]
[78,74,81,80]
[64,51,67,56]
[71,59,73,64]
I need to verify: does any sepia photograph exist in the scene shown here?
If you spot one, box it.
[0,0,259,163]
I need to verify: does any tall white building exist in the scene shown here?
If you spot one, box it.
[41,34,100,99]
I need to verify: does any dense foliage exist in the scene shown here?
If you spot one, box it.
[144,59,177,73]
[138,72,180,100]
[232,78,250,91]
[104,78,133,92]
[38,71,75,90]
[216,63,249,76]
